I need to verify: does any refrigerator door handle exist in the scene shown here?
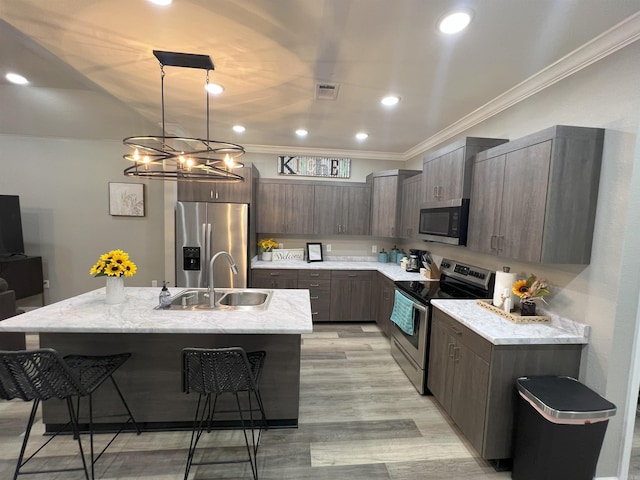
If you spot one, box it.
[206,223,212,283]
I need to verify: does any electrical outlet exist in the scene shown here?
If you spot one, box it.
[151,280,158,287]
[279,243,284,249]
[326,244,331,252]
[372,245,377,253]
[43,280,50,289]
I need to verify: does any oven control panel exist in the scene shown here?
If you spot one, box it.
[440,258,494,291]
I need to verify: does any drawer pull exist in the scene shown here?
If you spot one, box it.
[309,273,319,277]
[310,283,319,287]
[348,274,357,277]
[269,273,280,276]
[310,296,319,300]
[312,312,318,315]
[451,326,462,336]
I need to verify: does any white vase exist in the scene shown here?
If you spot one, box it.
[261,251,273,261]
[105,276,125,305]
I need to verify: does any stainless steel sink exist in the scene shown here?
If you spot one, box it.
[155,288,273,311]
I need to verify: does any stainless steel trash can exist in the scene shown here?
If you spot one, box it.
[512,376,616,480]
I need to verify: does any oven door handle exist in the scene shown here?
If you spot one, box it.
[412,302,427,313]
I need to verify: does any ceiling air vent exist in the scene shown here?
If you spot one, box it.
[315,83,339,100]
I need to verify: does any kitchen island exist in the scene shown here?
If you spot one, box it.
[0,287,313,431]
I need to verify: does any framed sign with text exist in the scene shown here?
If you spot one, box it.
[278,156,350,178]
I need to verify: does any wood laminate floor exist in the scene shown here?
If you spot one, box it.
[0,325,511,479]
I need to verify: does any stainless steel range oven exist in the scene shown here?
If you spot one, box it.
[391,258,494,394]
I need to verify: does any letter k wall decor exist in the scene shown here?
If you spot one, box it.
[277,156,350,178]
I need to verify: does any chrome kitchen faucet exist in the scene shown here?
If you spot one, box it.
[208,251,238,307]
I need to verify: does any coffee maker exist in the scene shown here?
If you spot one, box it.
[407,249,427,272]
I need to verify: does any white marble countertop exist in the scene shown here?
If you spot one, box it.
[0,287,313,335]
[431,299,589,345]
[252,258,433,282]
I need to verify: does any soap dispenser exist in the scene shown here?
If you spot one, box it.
[159,281,171,308]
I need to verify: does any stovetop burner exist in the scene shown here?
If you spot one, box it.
[395,258,495,304]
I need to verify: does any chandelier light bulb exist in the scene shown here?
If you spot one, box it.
[133,149,140,161]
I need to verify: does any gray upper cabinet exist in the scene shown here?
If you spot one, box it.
[467,126,604,264]
[314,183,371,235]
[422,138,508,206]
[400,174,422,239]
[368,170,420,238]
[177,165,257,203]
[256,180,314,234]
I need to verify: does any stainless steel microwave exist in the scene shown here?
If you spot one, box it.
[418,199,469,245]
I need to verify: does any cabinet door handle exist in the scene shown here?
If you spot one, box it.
[448,343,455,358]
[453,347,460,362]
[451,326,462,336]
[497,235,504,252]
[433,186,438,199]
[490,235,498,250]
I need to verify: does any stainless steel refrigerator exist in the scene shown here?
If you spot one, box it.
[175,202,249,289]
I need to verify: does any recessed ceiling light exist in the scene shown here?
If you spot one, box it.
[438,11,472,34]
[296,129,308,137]
[6,72,29,85]
[205,83,223,95]
[355,132,369,141]
[148,0,172,5]
[381,96,400,106]
[233,125,246,133]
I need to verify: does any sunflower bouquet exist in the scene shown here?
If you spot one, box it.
[258,238,278,252]
[512,274,551,305]
[90,249,137,277]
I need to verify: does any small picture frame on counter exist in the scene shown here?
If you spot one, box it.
[306,242,323,262]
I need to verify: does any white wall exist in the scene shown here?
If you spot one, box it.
[402,41,640,478]
[0,84,166,302]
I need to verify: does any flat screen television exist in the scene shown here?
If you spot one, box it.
[0,195,25,257]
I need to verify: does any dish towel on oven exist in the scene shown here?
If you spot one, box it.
[390,290,415,335]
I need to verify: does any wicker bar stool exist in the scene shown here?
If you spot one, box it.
[182,347,268,480]
[0,348,140,480]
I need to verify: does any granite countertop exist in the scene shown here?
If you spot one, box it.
[0,287,313,335]
[431,299,589,346]
[252,257,433,282]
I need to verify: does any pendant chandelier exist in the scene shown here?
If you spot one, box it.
[123,50,245,182]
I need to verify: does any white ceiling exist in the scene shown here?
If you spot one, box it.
[1,0,640,158]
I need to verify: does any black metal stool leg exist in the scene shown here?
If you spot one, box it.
[67,397,91,480]
[185,393,211,480]
[13,399,39,480]
[109,376,140,434]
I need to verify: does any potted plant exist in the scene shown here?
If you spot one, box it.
[258,238,278,261]
[512,274,551,316]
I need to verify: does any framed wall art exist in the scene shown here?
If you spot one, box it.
[109,182,145,217]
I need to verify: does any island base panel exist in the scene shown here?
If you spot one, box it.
[40,333,301,431]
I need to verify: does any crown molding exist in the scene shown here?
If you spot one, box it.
[244,143,405,161]
[403,11,640,161]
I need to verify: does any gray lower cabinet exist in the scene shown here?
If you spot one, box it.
[177,165,257,203]
[329,270,374,321]
[428,308,582,461]
[256,180,314,234]
[314,184,371,235]
[298,270,331,322]
[251,269,298,289]
[373,272,395,335]
[467,125,604,264]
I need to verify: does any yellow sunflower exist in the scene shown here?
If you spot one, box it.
[91,250,137,278]
[512,279,530,298]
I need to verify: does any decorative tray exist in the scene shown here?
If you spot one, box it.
[476,299,550,324]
